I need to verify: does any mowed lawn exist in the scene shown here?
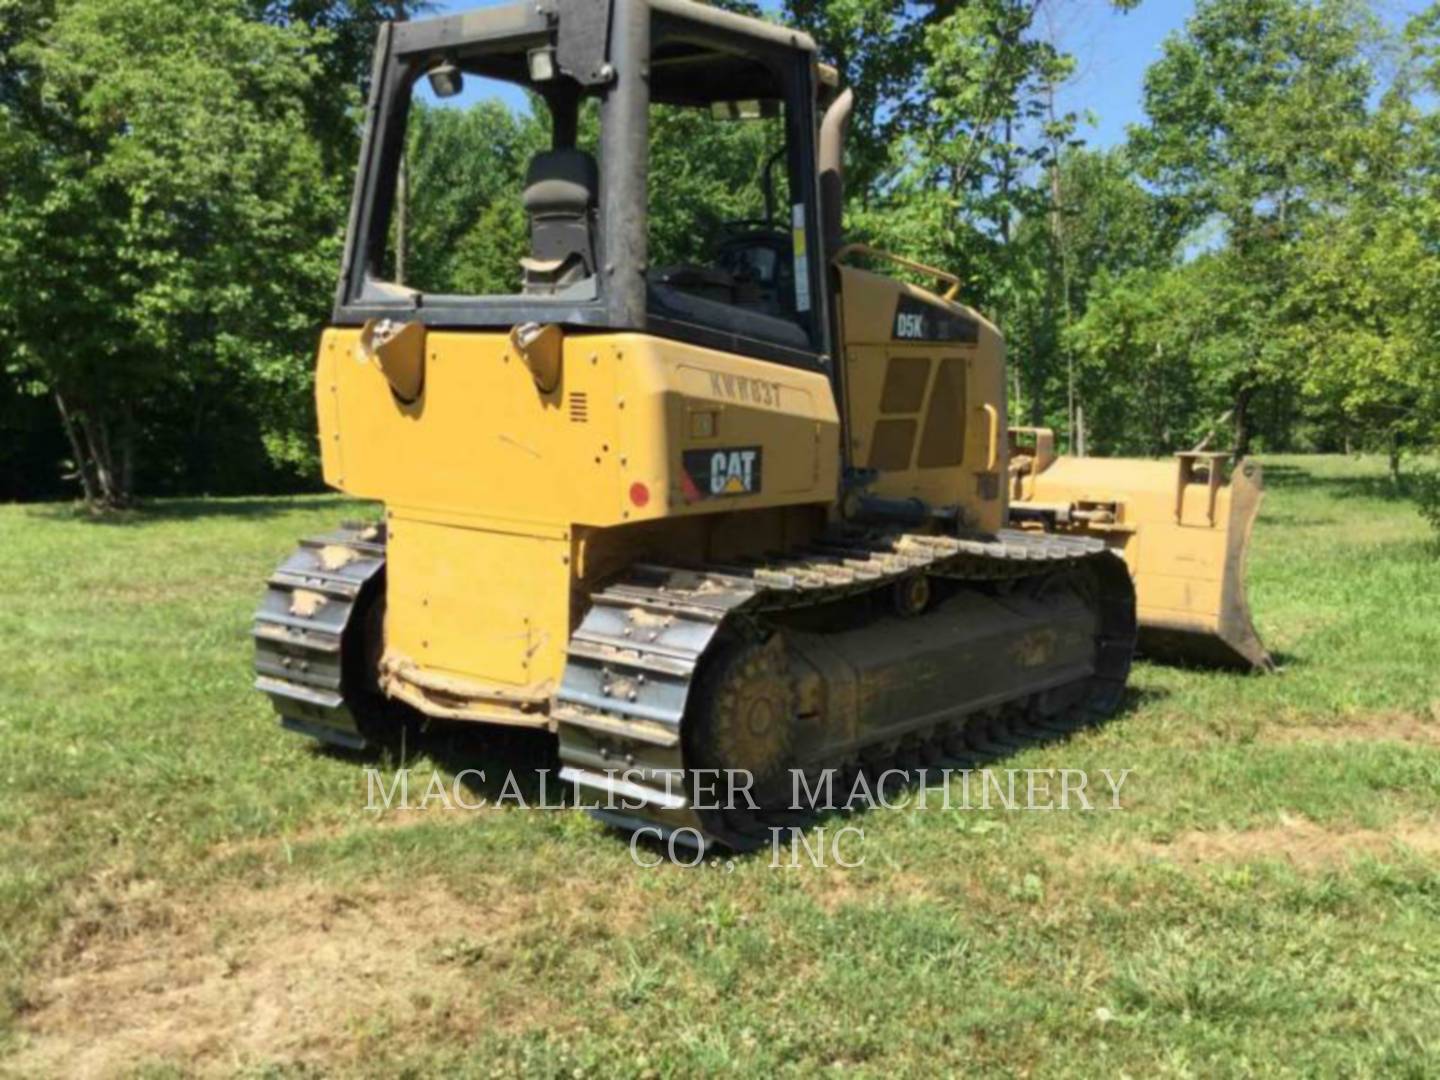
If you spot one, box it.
[1,454,1438,1077]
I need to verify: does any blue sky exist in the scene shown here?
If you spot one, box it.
[428,0,1433,149]
[1048,1,1194,147]
[1049,0,1430,147]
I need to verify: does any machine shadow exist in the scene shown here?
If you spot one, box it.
[615,682,1168,860]
[315,718,562,808]
[422,724,562,805]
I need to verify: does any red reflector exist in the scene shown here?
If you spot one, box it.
[629,482,650,508]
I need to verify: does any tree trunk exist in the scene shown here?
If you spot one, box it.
[1045,79,1076,454]
[395,156,408,286]
[78,411,117,507]
[53,391,100,506]
[53,392,130,511]
[1388,428,1401,485]
[120,401,136,499]
[1233,385,1255,461]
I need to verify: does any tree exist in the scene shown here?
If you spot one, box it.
[1004,144,1180,437]
[0,0,355,507]
[397,99,549,294]
[1128,0,1378,455]
[1280,5,1440,475]
[647,103,786,268]
[784,1,954,207]
[4,0,1438,505]
[1078,0,1440,466]
[1070,252,1273,456]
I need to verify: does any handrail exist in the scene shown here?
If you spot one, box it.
[831,243,962,301]
[982,404,1000,470]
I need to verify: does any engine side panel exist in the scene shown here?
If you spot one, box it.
[837,266,1008,532]
[317,328,839,525]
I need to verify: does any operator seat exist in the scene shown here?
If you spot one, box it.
[520,148,598,295]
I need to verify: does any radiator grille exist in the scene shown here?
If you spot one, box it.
[869,419,918,471]
[917,358,967,468]
[880,356,932,414]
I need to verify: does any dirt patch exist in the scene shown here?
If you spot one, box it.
[7,870,639,1078]
[800,864,945,912]
[1261,711,1440,747]
[206,804,480,863]
[1125,815,1440,871]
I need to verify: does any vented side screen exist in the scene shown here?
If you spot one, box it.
[917,358,966,468]
[569,391,589,423]
[869,419,918,471]
[879,356,931,414]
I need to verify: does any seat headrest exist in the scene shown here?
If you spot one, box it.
[523,149,599,215]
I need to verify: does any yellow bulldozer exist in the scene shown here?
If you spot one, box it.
[253,0,1266,849]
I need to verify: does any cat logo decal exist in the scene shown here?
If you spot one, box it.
[680,447,763,501]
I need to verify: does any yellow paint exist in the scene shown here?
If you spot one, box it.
[1011,447,1271,668]
[384,515,568,689]
[838,266,1007,532]
[316,328,838,526]
[314,327,841,719]
[358,319,426,402]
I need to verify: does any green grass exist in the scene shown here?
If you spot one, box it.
[1,456,1438,1077]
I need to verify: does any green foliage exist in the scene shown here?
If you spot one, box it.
[399,99,549,294]
[0,0,364,503]
[784,1,947,204]
[396,91,787,294]
[1413,469,1440,540]
[1068,262,1211,455]
[798,1,1154,439]
[1133,0,1376,237]
[1062,0,1440,460]
[1121,0,1382,454]
[801,0,1440,463]
[1281,10,1440,464]
[647,104,785,267]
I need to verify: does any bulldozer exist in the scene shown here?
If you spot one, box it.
[252,0,1253,850]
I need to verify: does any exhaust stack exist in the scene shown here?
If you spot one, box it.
[819,87,854,257]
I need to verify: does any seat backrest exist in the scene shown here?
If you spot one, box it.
[521,149,598,292]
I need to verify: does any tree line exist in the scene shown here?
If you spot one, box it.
[2,0,1438,507]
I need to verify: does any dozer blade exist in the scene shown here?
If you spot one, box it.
[1009,432,1273,672]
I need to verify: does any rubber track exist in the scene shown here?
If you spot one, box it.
[554,526,1136,851]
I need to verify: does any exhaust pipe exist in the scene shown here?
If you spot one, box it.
[819,87,854,257]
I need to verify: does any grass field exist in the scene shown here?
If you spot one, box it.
[1,454,1438,1077]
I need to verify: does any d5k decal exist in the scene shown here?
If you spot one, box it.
[893,292,980,343]
[681,447,763,501]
